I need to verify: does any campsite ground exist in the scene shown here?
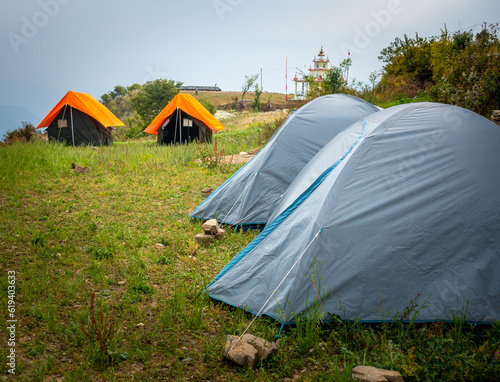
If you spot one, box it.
[0,112,499,381]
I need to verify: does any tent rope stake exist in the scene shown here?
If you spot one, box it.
[227,228,322,354]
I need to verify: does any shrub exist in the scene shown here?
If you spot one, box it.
[199,99,216,114]
[196,136,225,168]
[258,114,288,145]
[3,121,37,144]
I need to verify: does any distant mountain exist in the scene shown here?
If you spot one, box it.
[0,105,40,139]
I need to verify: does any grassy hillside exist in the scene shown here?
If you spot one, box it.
[182,90,292,107]
[1,136,499,381]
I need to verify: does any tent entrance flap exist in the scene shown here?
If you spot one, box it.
[56,104,69,142]
[158,109,212,145]
[46,107,113,146]
[37,91,123,146]
[143,93,224,144]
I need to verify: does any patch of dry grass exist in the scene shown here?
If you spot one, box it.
[218,109,289,132]
[182,90,291,107]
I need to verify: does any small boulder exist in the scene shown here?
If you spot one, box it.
[215,228,226,241]
[223,335,258,369]
[195,233,215,244]
[223,334,277,369]
[202,219,219,235]
[241,334,276,361]
[351,366,405,382]
[201,187,213,197]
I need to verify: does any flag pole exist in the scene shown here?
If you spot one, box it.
[285,56,288,101]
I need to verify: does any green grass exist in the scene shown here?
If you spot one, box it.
[1,137,499,381]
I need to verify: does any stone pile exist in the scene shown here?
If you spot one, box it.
[201,187,213,198]
[351,366,405,382]
[223,334,277,369]
[195,219,225,244]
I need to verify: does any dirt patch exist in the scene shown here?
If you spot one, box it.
[220,153,255,164]
[195,153,255,165]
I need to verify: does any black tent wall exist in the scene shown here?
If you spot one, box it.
[46,106,113,146]
[157,109,212,145]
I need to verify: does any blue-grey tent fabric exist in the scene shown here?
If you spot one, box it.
[190,94,380,227]
[207,103,500,324]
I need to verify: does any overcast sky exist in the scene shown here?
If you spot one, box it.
[1,0,499,126]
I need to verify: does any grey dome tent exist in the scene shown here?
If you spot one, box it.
[190,94,380,228]
[207,102,500,324]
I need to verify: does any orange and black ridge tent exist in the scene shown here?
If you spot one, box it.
[37,91,125,146]
[143,93,225,145]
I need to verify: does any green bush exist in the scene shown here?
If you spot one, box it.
[3,121,37,144]
[258,114,288,145]
[199,98,216,114]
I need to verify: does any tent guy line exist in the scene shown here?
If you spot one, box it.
[227,228,323,345]
[221,171,258,224]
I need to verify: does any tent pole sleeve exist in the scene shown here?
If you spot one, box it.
[70,106,75,147]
